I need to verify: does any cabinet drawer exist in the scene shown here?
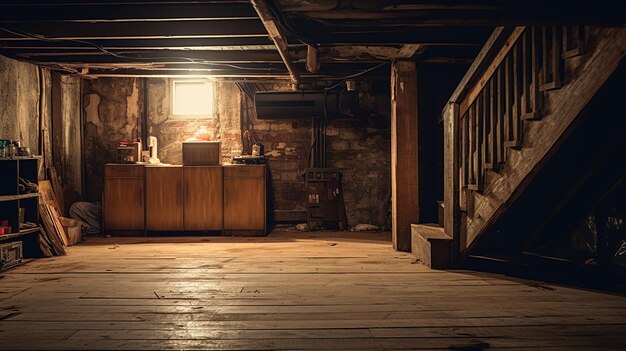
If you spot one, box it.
[224,166,264,178]
[105,164,144,178]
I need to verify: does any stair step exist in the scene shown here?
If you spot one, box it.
[410,224,452,269]
[504,140,522,149]
[522,111,542,121]
[539,81,562,92]
[436,201,445,228]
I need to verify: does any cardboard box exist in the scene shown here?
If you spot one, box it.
[183,141,221,166]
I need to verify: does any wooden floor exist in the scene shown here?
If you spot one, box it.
[1,230,625,350]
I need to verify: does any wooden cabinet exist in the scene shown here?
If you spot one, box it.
[145,166,183,231]
[104,164,267,235]
[103,164,144,231]
[223,165,266,234]
[183,167,222,230]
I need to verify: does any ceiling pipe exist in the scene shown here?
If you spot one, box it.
[249,0,301,89]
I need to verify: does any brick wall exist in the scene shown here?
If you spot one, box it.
[242,82,391,227]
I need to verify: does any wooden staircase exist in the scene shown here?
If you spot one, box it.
[413,25,626,269]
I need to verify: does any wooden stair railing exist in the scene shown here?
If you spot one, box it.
[459,25,584,197]
[442,25,586,264]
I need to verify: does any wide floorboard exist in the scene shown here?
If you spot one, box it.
[1,230,625,350]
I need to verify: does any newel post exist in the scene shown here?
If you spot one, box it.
[443,102,463,263]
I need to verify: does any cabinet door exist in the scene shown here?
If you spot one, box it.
[146,167,183,231]
[104,177,144,231]
[224,172,265,230]
[184,167,223,230]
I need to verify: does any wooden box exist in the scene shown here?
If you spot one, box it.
[0,241,23,271]
[59,217,82,246]
[183,141,221,166]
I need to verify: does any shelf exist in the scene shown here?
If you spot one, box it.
[0,227,40,241]
[0,193,39,202]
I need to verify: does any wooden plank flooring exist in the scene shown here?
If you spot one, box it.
[1,230,625,350]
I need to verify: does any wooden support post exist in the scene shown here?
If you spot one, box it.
[391,61,419,252]
[444,102,463,259]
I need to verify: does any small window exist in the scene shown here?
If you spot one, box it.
[171,79,215,118]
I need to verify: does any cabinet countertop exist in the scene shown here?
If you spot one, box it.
[106,163,265,167]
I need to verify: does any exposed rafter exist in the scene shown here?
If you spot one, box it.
[250,0,300,88]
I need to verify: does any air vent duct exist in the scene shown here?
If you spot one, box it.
[254,91,360,119]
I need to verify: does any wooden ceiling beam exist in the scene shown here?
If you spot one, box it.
[280,0,626,25]
[297,13,626,26]
[275,0,501,12]
[2,45,281,53]
[12,52,388,66]
[37,61,382,71]
[0,0,251,4]
[308,28,489,45]
[12,50,292,64]
[0,19,268,40]
[0,37,276,50]
[0,3,257,22]
[250,0,300,88]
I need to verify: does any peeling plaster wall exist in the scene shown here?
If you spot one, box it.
[83,78,140,201]
[0,56,57,183]
[0,55,81,198]
[0,55,41,152]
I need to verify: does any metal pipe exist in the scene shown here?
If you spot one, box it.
[249,0,300,89]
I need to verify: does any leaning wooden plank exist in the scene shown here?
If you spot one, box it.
[39,205,60,255]
[38,227,53,257]
[38,203,66,256]
[47,167,65,216]
[41,207,64,256]
[38,180,61,212]
[48,205,69,247]
[47,205,68,254]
